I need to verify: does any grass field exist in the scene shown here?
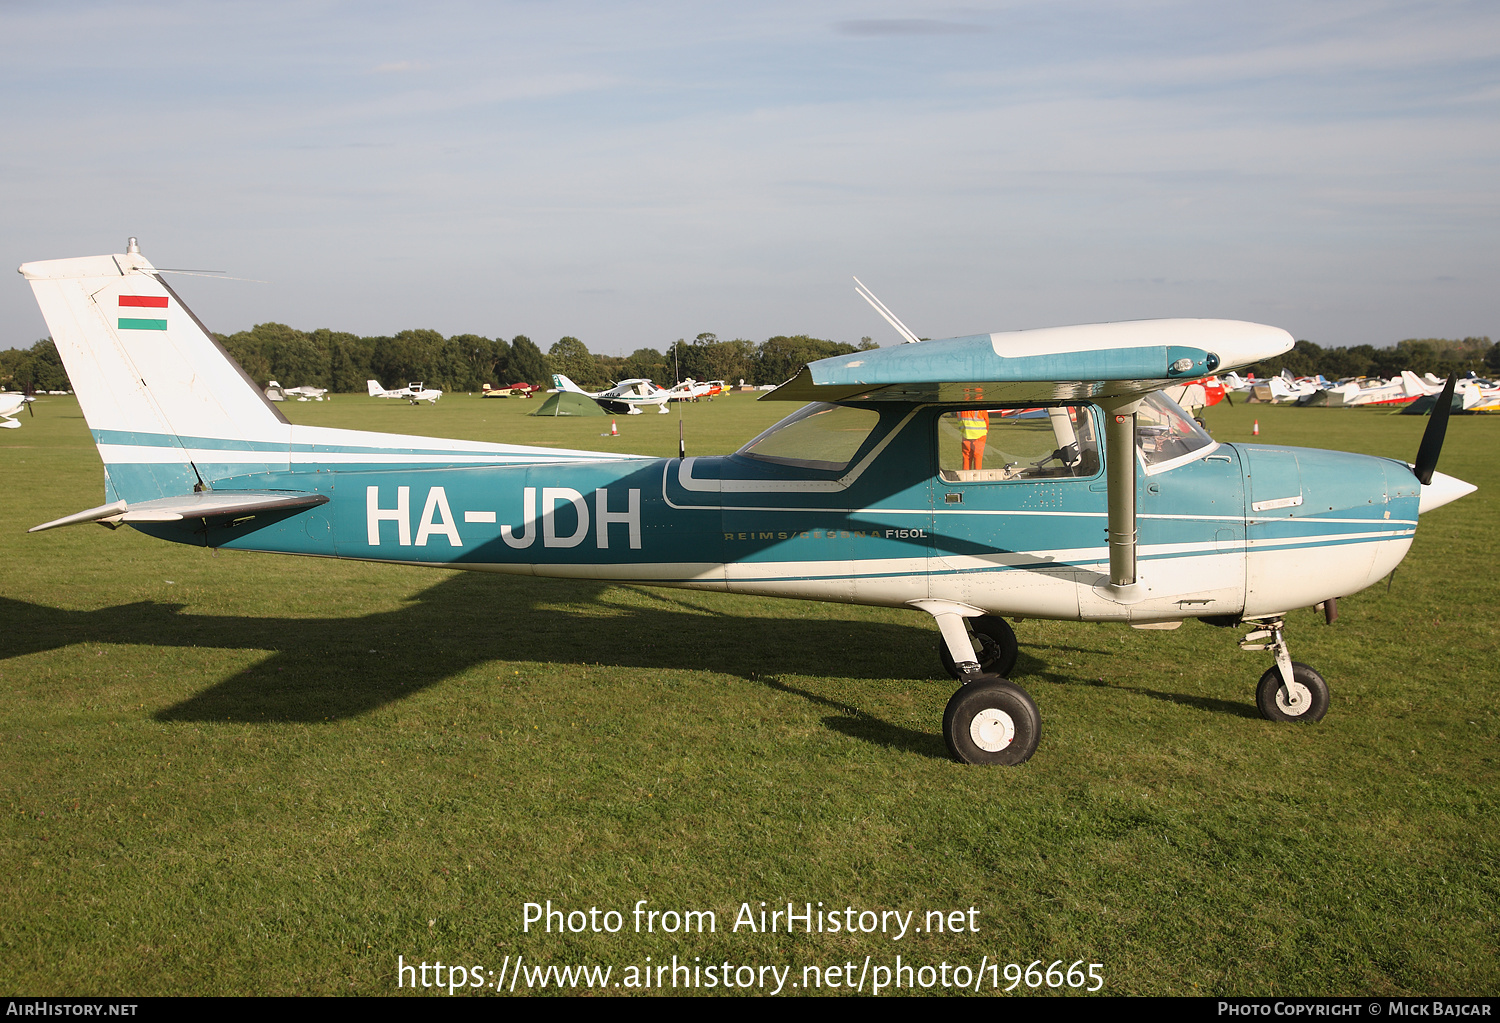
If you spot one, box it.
[1,391,1495,997]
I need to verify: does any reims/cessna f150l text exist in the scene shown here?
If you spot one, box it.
[18,241,1475,764]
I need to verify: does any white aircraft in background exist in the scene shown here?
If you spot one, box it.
[668,378,713,401]
[1,392,35,429]
[551,374,671,414]
[367,380,442,404]
[265,381,329,402]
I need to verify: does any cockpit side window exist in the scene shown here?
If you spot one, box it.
[1136,391,1214,470]
[736,402,882,472]
[937,406,1101,482]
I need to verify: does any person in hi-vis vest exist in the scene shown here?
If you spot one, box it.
[959,408,988,470]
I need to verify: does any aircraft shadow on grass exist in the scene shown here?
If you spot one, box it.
[0,574,964,756]
[0,572,1254,753]
[1030,644,1261,720]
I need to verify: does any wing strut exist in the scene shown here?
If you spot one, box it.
[1100,397,1142,593]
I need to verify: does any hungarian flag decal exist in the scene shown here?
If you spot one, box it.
[118,295,168,330]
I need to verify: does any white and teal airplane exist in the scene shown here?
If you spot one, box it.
[551,373,673,415]
[19,240,1476,765]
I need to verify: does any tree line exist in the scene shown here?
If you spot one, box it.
[213,326,880,393]
[2,328,880,394]
[4,329,1496,395]
[0,338,71,392]
[1239,336,1497,382]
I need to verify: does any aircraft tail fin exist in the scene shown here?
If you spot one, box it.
[552,374,586,394]
[19,241,291,504]
[367,379,385,397]
[1400,370,1429,397]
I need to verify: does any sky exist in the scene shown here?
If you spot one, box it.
[3,1,1497,354]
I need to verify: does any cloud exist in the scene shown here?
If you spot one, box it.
[835,19,989,37]
[372,60,425,74]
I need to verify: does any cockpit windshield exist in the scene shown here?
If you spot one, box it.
[1137,391,1214,469]
[736,403,882,472]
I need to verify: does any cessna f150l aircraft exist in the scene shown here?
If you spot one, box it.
[19,242,1477,764]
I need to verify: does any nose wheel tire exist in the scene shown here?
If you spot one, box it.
[943,679,1041,765]
[1255,662,1330,723]
[939,615,1020,680]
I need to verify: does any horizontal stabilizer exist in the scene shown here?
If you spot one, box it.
[30,491,329,533]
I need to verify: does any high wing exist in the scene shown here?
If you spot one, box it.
[763,319,1292,404]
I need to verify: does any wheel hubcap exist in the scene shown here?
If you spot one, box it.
[970,708,1016,751]
[1276,681,1312,716]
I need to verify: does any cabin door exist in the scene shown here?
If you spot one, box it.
[926,406,1104,618]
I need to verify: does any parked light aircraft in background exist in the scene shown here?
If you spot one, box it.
[18,241,1477,764]
[1163,376,1228,413]
[552,374,672,414]
[1,391,35,429]
[481,382,541,398]
[668,378,713,402]
[368,379,442,404]
[265,381,328,402]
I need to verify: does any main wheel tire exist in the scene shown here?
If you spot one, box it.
[1256,662,1330,723]
[939,615,1020,680]
[943,679,1041,766]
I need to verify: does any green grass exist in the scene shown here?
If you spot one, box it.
[1,393,1495,996]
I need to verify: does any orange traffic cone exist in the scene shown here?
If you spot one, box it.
[1252,419,1259,436]
[610,419,619,436]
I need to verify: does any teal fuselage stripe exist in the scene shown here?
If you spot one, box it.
[105,409,1422,596]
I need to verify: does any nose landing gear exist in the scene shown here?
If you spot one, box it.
[1240,617,1330,723]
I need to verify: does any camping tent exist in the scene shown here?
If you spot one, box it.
[529,391,607,416]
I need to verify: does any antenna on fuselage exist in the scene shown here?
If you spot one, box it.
[853,277,921,344]
[675,339,686,459]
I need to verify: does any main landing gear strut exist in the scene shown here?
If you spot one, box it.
[912,601,1041,766]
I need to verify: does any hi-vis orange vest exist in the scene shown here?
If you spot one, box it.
[959,409,988,440]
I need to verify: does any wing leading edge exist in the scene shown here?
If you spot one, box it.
[763,319,1294,404]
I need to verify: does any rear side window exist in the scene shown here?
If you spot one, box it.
[737,403,882,471]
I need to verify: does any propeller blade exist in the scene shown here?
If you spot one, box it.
[1412,373,1456,485]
